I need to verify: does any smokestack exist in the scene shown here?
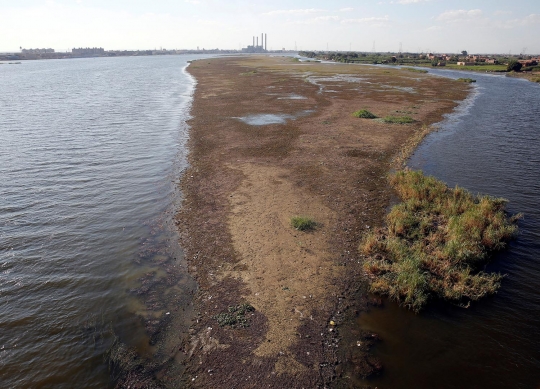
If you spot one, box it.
[253,36,255,47]
[261,33,263,48]
[256,36,258,47]
[265,34,267,51]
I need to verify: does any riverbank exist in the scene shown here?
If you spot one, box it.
[174,55,469,388]
[412,65,540,84]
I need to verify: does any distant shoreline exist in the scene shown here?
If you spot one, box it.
[0,50,296,62]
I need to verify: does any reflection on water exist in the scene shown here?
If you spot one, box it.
[0,54,211,388]
[357,70,540,388]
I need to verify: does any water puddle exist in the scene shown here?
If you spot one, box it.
[237,113,294,125]
[310,74,367,83]
[277,94,307,100]
[235,110,314,126]
[306,74,368,94]
[374,84,417,93]
[265,92,308,100]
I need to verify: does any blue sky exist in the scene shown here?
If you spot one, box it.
[2,0,540,54]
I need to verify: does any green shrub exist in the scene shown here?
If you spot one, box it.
[402,67,428,74]
[383,116,415,124]
[457,78,476,83]
[361,170,520,312]
[291,216,317,231]
[507,60,522,72]
[214,303,255,328]
[353,109,377,119]
[240,70,257,76]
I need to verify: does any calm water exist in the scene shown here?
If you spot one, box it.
[358,70,540,388]
[0,55,210,388]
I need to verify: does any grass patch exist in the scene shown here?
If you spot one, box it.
[532,77,540,83]
[291,216,317,231]
[383,115,415,124]
[353,109,377,119]
[240,70,257,76]
[214,303,255,328]
[361,170,521,312]
[457,78,476,83]
[402,67,428,74]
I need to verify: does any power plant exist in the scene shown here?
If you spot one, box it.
[242,33,267,53]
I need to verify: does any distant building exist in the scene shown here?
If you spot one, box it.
[519,59,538,67]
[22,48,55,54]
[0,53,20,61]
[241,33,267,53]
[457,61,476,66]
[72,47,105,56]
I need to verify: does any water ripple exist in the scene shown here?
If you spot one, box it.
[0,55,206,388]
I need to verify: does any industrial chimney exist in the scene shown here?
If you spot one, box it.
[265,34,267,51]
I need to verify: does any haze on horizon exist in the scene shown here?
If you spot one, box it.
[2,0,540,54]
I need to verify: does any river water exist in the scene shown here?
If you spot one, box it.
[0,55,210,388]
[358,70,540,388]
[3,57,539,388]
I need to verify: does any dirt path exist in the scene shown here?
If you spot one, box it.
[172,56,469,388]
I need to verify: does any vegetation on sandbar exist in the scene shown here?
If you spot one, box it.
[383,115,415,124]
[361,170,520,312]
[353,109,377,119]
[214,303,255,328]
[457,78,477,83]
[402,67,428,74]
[291,216,317,231]
[240,70,258,76]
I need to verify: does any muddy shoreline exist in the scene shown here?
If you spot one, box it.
[170,56,469,388]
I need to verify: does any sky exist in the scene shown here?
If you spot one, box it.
[1,0,540,54]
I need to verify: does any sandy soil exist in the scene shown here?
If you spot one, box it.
[169,56,469,388]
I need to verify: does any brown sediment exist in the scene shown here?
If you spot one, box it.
[171,56,469,388]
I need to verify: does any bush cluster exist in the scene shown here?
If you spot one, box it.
[383,116,415,124]
[353,109,377,119]
[361,170,520,312]
[402,67,428,74]
[291,216,317,231]
[214,303,255,328]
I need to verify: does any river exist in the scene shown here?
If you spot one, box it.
[358,69,540,388]
[0,55,211,388]
[2,57,539,388]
